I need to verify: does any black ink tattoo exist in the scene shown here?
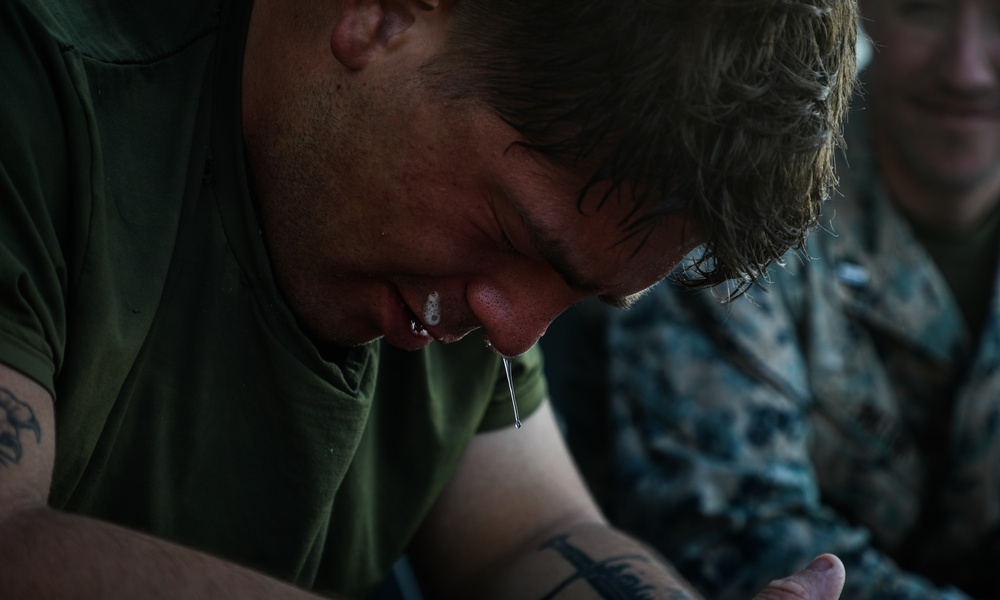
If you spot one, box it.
[0,387,41,467]
[539,534,675,600]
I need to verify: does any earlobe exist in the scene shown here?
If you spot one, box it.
[331,0,422,70]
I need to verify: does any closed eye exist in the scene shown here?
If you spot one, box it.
[488,191,524,257]
[499,230,520,255]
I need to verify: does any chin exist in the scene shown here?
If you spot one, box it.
[295,311,381,348]
[319,330,382,349]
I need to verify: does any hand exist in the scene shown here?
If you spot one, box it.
[752,554,845,600]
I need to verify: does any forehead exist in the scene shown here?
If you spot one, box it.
[861,0,1000,62]
[867,0,1000,19]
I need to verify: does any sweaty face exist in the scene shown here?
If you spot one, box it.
[864,0,1000,192]
[244,65,693,358]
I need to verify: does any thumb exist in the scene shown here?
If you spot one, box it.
[751,554,845,600]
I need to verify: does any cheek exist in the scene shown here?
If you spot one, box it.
[869,28,941,84]
[381,209,497,274]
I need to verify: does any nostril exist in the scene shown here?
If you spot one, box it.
[482,336,511,358]
[480,334,527,360]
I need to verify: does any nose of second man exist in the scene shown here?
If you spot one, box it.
[940,9,1000,90]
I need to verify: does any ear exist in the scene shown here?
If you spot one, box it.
[331,0,437,70]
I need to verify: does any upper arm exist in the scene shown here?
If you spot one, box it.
[0,361,54,515]
[408,399,604,595]
[0,1,68,522]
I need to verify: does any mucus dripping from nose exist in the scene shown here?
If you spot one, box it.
[484,337,521,429]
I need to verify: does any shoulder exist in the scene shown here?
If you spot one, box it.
[16,0,226,63]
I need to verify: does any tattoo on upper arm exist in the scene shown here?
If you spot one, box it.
[0,387,41,467]
[539,535,693,600]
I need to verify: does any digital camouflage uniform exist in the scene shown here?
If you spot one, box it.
[542,98,1000,599]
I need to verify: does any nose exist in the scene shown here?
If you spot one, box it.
[466,276,581,358]
[939,8,999,92]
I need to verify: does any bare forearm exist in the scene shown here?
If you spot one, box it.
[466,522,702,600]
[0,504,334,599]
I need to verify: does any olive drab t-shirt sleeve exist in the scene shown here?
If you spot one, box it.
[0,1,81,396]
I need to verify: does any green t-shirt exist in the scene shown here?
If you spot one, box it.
[0,0,545,596]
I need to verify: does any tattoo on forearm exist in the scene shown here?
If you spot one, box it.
[0,387,41,467]
[539,534,692,600]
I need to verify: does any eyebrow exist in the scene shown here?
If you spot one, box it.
[509,198,638,309]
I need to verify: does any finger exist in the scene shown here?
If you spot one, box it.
[751,554,846,600]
